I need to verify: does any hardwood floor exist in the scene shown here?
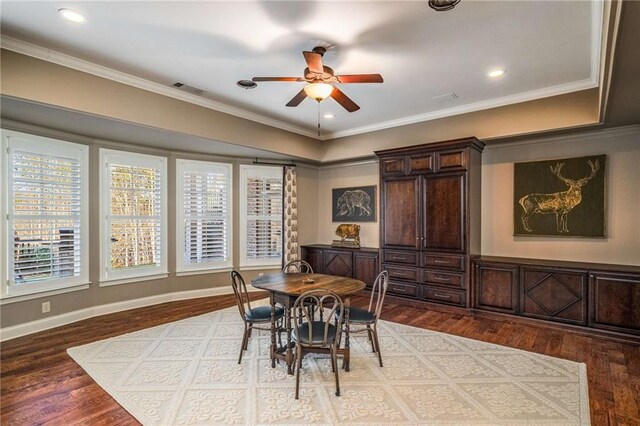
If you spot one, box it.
[2,293,639,425]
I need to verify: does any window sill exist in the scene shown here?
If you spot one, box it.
[99,273,169,287]
[239,265,282,272]
[0,283,91,305]
[176,267,233,277]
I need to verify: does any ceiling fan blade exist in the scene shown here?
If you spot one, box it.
[303,51,324,74]
[252,77,304,82]
[336,74,384,83]
[330,87,360,112]
[286,89,308,107]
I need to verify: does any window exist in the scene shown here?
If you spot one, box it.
[100,149,167,284]
[2,130,89,297]
[176,159,232,273]
[239,165,283,268]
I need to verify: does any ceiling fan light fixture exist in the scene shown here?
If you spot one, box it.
[304,82,334,102]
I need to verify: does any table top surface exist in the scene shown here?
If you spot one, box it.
[251,273,365,296]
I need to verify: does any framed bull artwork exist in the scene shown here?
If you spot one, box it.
[332,185,376,222]
[513,154,606,237]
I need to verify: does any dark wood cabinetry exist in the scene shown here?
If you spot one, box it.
[301,245,379,288]
[472,256,640,342]
[376,138,484,308]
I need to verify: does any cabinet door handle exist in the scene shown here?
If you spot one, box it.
[392,286,407,293]
[434,275,451,282]
[434,293,451,299]
[434,260,449,264]
[391,256,404,261]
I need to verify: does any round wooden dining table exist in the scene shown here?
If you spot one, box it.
[251,273,366,374]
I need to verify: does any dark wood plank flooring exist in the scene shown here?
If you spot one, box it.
[2,293,639,425]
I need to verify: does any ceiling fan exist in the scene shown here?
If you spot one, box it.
[252,46,383,113]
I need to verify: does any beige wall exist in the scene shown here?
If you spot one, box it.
[316,162,380,248]
[481,127,640,265]
[313,127,640,267]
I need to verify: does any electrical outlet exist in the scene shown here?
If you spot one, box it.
[258,273,264,277]
[42,301,51,313]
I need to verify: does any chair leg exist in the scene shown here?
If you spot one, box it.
[295,345,303,400]
[373,324,383,367]
[238,324,249,364]
[367,325,376,353]
[244,324,252,350]
[332,345,340,397]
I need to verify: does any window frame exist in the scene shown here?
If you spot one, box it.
[99,148,168,285]
[239,164,283,269]
[1,130,90,299]
[176,159,233,274]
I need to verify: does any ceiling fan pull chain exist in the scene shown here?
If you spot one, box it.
[317,102,321,138]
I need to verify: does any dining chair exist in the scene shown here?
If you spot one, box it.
[282,259,314,273]
[338,270,389,367]
[230,270,284,364]
[292,289,344,399]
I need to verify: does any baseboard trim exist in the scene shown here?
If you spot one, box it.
[0,285,261,342]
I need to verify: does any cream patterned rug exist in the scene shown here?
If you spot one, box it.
[67,300,590,425]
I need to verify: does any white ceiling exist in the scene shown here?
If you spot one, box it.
[1,1,601,140]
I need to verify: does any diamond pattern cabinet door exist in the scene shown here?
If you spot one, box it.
[520,267,588,326]
[323,250,353,277]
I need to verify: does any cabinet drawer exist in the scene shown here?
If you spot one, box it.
[423,253,465,271]
[424,271,464,288]
[387,281,419,298]
[382,250,418,265]
[437,149,466,171]
[384,264,419,282]
[423,287,466,306]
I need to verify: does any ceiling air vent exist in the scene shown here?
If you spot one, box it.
[172,82,206,96]
[432,92,458,103]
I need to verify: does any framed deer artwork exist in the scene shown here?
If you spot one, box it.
[513,154,606,237]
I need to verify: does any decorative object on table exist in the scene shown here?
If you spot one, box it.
[250,46,383,113]
[332,223,361,248]
[428,0,461,12]
[332,185,376,222]
[514,154,606,237]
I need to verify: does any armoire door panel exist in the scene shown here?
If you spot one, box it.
[422,174,465,252]
[382,177,420,249]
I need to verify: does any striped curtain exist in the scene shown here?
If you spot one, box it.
[282,165,298,266]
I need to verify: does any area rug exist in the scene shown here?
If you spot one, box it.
[67,300,590,425]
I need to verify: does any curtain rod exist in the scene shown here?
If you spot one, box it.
[253,158,296,167]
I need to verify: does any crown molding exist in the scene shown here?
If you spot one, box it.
[0,37,319,140]
[485,124,640,151]
[321,77,598,140]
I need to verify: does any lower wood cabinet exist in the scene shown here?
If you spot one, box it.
[472,256,640,341]
[301,245,379,288]
[589,272,640,336]
[473,262,518,314]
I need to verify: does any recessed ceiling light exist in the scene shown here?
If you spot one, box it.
[323,114,335,119]
[58,8,87,23]
[488,69,506,78]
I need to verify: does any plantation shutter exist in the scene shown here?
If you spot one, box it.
[101,149,167,282]
[178,161,232,271]
[11,152,82,283]
[241,165,283,266]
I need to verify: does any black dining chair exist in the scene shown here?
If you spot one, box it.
[282,259,314,273]
[337,270,389,367]
[292,289,344,399]
[230,270,284,364]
